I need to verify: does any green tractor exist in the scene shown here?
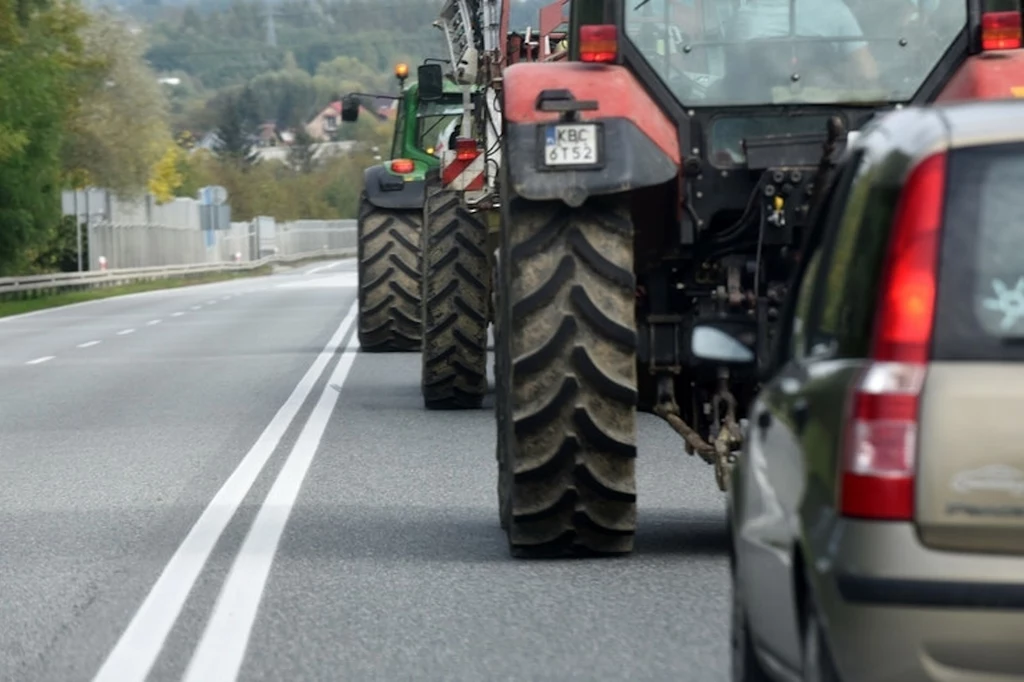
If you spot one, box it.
[341,63,467,352]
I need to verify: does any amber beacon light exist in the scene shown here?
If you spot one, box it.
[395,62,410,79]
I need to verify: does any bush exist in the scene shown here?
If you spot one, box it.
[177,148,377,220]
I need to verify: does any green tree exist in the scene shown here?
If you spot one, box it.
[214,87,260,167]
[0,0,91,275]
[288,128,317,173]
[62,10,173,198]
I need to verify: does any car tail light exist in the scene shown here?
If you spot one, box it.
[579,24,617,63]
[982,10,1022,50]
[454,138,479,161]
[390,158,414,174]
[840,152,946,521]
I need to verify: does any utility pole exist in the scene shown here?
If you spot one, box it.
[265,0,277,47]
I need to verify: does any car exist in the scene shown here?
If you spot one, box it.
[717,99,1024,682]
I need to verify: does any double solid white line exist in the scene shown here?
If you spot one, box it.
[93,300,360,682]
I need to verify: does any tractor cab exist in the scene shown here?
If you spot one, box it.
[624,0,974,240]
[342,62,470,210]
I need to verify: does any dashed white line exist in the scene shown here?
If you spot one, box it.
[117,329,135,336]
[206,300,217,305]
[92,299,360,682]
[190,306,201,311]
[147,319,162,326]
[77,341,101,348]
[183,308,360,682]
[26,356,54,365]
[221,296,231,301]
[171,312,184,317]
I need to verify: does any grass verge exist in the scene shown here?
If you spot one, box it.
[0,266,274,319]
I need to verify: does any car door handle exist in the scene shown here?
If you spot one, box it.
[791,398,810,432]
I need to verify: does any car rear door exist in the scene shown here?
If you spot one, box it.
[741,149,869,669]
[917,139,1024,555]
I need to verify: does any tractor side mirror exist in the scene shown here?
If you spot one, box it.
[418,64,445,101]
[341,95,360,122]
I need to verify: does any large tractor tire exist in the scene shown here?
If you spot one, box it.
[496,194,638,557]
[356,192,422,352]
[420,173,490,409]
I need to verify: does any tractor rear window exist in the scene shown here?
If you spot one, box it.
[624,0,966,107]
[933,142,1024,361]
[709,113,836,166]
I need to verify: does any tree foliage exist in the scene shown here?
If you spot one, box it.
[178,150,376,221]
[1,0,439,275]
[61,10,173,198]
[0,0,90,275]
[149,143,186,203]
[141,0,439,132]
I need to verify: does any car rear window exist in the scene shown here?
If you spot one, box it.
[933,141,1024,361]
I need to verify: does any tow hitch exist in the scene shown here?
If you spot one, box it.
[653,374,742,492]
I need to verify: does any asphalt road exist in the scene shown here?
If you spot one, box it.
[0,258,730,682]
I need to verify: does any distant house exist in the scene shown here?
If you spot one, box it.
[304,99,397,141]
[256,122,282,147]
[194,130,222,152]
[306,102,343,141]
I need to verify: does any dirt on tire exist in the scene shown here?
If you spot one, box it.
[420,177,490,409]
[496,195,638,557]
[356,192,422,352]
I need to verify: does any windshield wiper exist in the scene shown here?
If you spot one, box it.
[634,0,651,10]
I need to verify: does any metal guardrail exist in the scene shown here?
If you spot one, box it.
[0,247,356,296]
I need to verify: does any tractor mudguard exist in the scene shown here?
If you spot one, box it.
[363,164,426,211]
[502,62,681,206]
[935,50,1024,102]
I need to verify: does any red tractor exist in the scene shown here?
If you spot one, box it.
[494,0,1024,557]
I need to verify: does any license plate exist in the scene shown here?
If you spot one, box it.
[543,123,599,167]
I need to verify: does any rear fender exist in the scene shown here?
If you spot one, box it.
[503,62,681,206]
[934,49,1024,102]
[363,164,426,211]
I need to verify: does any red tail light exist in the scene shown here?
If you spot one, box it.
[390,158,414,174]
[579,24,617,63]
[454,138,479,161]
[840,152,946,521]
[982,11,1022,50]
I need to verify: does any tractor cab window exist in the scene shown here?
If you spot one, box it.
[625,0,966,107]
[391,102,407,160]
[417,99,464,157]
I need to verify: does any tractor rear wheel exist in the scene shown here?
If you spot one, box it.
[356,192,422,352]
[420,174,489,409]
[496,195,638,557]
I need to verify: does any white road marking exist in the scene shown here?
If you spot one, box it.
[207,300,217,305]
[183,311,360,682]
[171,312,184,317]
[306,260,344,275]
[147,319,161,326]
[91,299,359,682]
[277,271,358,289]
[0,258,345,323]
[190,305,201,311]
[222,296,231,301]
[117,329,135,336]
[77,341,101,348]
[26,356,54,365]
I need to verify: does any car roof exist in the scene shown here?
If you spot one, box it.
[844,99,1024,180]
